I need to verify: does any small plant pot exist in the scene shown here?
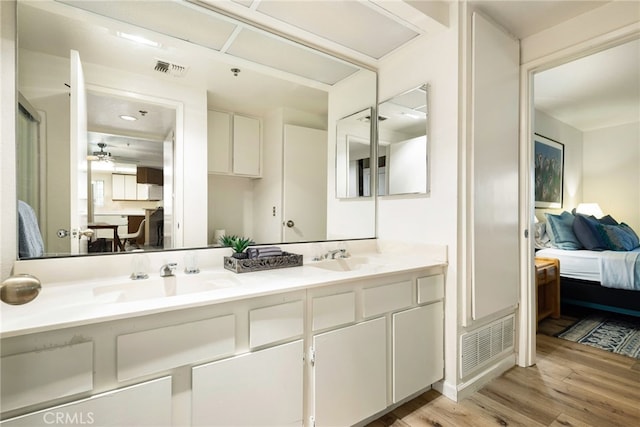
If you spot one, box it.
[232,252,248,259]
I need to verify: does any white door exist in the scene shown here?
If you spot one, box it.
[69,50,89,254]
[392,302,444,403]
[163,130,174,249]
[0,377,172,427]
[313,318,387,427]
[283,125,327,242]
[192,340,303,426]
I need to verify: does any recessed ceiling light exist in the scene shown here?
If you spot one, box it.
[117,32,161,48]
[119,115,138,121]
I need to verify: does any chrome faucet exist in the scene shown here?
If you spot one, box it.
[327,249,347,259]
[160,262,177,277]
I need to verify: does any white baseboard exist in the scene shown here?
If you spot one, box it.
[455,353,516,401]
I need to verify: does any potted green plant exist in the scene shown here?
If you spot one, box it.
[219,235,253,259]
[230,237,252,259]
[218,234,238,248]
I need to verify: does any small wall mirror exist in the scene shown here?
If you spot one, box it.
[335,108,374,198]
[378,84,429,196]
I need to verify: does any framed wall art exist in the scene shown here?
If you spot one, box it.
[534,133,564,208]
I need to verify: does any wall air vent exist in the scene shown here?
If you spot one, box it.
[154,59,189,77]
[460,315,514,378]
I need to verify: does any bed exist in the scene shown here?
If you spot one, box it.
[536,211,640,317]
[536,247,640,316]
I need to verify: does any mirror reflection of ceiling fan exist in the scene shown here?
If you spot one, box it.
[87,142,114,162]
[87,142,141,165]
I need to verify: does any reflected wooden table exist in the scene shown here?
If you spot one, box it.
[88,223,125,252]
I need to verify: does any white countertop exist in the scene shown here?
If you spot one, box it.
[2,241,447,339]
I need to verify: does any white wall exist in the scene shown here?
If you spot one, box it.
[583,122,640,230]
[533,109,584,218]
[208,175,255,241]
[377,13,459,396]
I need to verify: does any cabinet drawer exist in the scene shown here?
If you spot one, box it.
[536,265,557,284]
[417,274,444,304]
[1,342,93,412]
[312,292,355,331]
[250,300,303,348]
[117,315,235,381]
[363,281,412,318]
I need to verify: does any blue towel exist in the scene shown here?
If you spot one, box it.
[18,200,44,258]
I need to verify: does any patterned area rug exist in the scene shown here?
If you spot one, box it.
[556,314,640,359]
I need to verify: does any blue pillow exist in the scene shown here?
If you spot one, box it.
[545,211,583,250]
[573,214,608,251]
[599,223,639,251]
[599,215,618,225]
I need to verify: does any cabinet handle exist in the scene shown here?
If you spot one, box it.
[285,220,295,228]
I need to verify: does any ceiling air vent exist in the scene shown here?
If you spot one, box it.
[154,59,189,77]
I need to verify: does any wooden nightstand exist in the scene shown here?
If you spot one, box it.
[535,257,560,323]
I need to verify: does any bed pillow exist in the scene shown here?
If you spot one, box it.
[572,214,608,251]
[599,214,618,226]
[620,223,639,242]
[545,211,583,250]
[599,223,639,251]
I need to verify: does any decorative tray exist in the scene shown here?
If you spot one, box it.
[223,252,303,273]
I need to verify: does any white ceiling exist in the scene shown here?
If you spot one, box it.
[469,1,611,39]
[19,0,638,162]
[535,38,640,132]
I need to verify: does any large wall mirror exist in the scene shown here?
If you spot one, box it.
[16,0,377,259]
[378,84,429,196]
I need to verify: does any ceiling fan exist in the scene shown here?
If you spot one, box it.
[88,142,113,162]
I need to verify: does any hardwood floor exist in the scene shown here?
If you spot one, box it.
[367,334,640,427]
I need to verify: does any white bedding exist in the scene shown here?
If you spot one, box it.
[536,247,640,290]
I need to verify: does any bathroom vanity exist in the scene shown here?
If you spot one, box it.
[0,243,445,427]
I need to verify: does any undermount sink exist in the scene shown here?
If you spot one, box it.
[308,257,379,272]
[93,272,240,303]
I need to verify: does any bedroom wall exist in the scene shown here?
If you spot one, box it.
[583,121,640,231]
[533,109,584,220]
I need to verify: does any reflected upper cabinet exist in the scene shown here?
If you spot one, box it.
[208,111,262,177]
[378,85,429,196]
[335,108,374,199]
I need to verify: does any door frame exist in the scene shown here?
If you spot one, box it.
[85,84,184,248]
[517,26,640,367]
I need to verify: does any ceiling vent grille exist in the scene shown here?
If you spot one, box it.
[154,59,189,77]
[460,315,514,378]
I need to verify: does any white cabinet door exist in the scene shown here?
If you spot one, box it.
[111,174,125,200]
[111,174,136,200]
[313,317,387,427]
[207,110,231,174]
[232,114,260,176]
[392,302,444,403]
[192,340,303,427]
[124,175,137,200]
[0,377,171,427]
